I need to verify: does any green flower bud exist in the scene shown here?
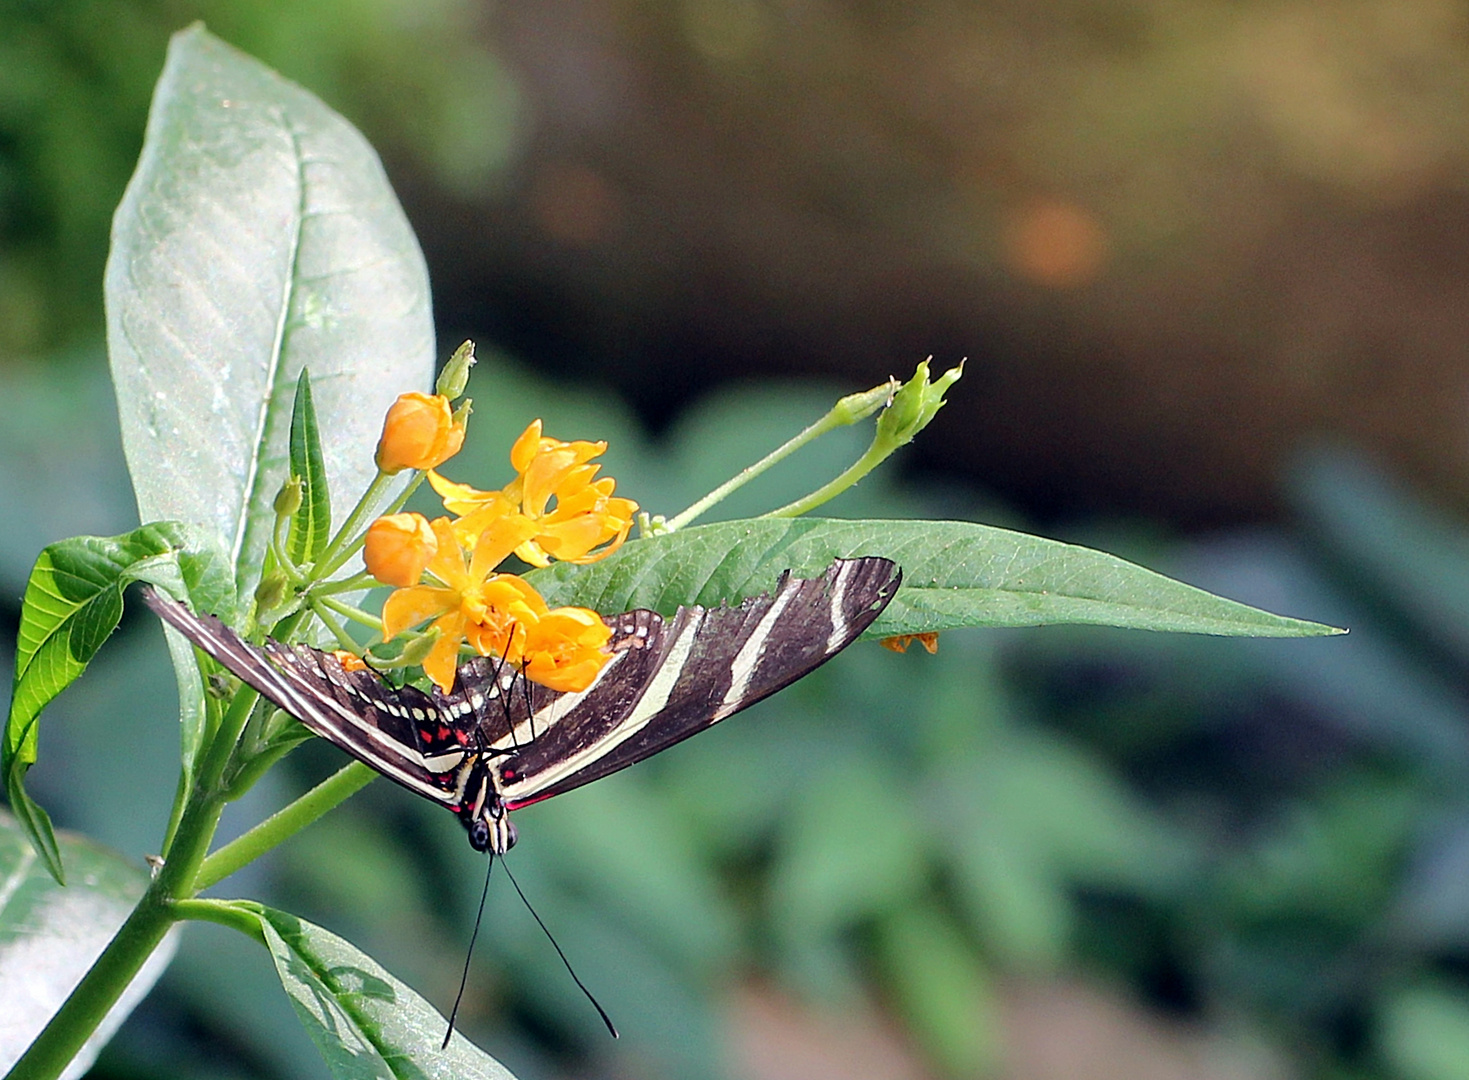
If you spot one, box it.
[273,475,303,517]
[254,570,290,613]
[436,340,477,400]
[875,359,964,447]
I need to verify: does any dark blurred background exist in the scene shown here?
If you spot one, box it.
[7,2,1469,1078]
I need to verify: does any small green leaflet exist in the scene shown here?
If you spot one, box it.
[285,370,332,566]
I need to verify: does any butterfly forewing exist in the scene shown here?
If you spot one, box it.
[496,557,902,806]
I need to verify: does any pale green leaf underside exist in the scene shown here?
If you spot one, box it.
[230,902,519,1079]
[105,25,433,598]
[528,518,1342,637]
[0,810,177,1076]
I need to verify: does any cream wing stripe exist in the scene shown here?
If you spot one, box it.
[824,560,857,652]
[715,580,800,721]
[501,609,706,797]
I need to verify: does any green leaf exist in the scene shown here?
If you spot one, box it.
[526,518,1343,637]
[0,808,177,1075]
[285,369,332,566]
[221,901,521,1079]
[105,25,433,601]
[5,523,230,880]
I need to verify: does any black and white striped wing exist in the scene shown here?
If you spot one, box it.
[494,556,902,807]
[142,587,465,806]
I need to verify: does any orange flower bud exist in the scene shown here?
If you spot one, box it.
[374,392,466,474]
[364,513,438,587]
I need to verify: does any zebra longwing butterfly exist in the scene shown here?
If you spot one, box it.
[143,557,901,852]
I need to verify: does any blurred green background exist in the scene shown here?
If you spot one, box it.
[7,2,1469,1078]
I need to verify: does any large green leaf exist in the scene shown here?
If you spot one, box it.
[0,809,177,1076]
[105,25,433,600]
[526,518,1343,637]
[5,524,232,881]
[220,901,520,1079]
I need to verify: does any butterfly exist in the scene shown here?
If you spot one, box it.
[143,557,901,852]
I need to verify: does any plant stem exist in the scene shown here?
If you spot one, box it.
[761,439,892,519]
[194,761,376,890]
[307,599,359,651]
[314,594,381,633]
[310,571,375,595]
[663,381,894,532]
[7,762,229,1080]
[315,470,393,579]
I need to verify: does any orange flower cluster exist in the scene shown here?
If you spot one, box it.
[429,419,637,567]
[364,414,638,695]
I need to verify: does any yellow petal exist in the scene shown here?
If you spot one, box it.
[509,419,545,473]
[422,613,466,692]
[381,585,458,640]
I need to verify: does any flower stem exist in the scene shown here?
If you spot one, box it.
[761,440,892,519]
[314,595,382,633]
[663,380,894,531]
[310,571,375,595]
[315,470,394,580]
[194,761,377,891]
[307,599,360,651]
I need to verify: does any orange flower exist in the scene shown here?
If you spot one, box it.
[381,515,540,691]
[376,514,612,693]
[363,513,438,587]
[331,650,369,672]
[521,607,614,692]
[375,392,466,474]
[429,419,637,567]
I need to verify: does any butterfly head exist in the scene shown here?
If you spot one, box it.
[462,783,518,853]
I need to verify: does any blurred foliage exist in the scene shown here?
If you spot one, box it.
[11,5,1469,1077]
[0,0,519,357]
[12,347,1469,1080]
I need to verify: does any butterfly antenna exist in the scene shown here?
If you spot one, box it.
[488,641,520,750]
[443,852,496,1049]
[501,859,619,1038]
[519,660,538,742]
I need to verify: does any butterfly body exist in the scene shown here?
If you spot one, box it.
[144,557,901,852]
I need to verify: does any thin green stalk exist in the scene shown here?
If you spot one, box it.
[171,899,268,944]
[761,441,890,519]
[310,570,375,595]
[663,381,894,532]
[318,470,430,581]
[268,514,304,585]
[195,761,375,890]
[314,594,382,633]
[315,470,393,579]
[307,599,359,652]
